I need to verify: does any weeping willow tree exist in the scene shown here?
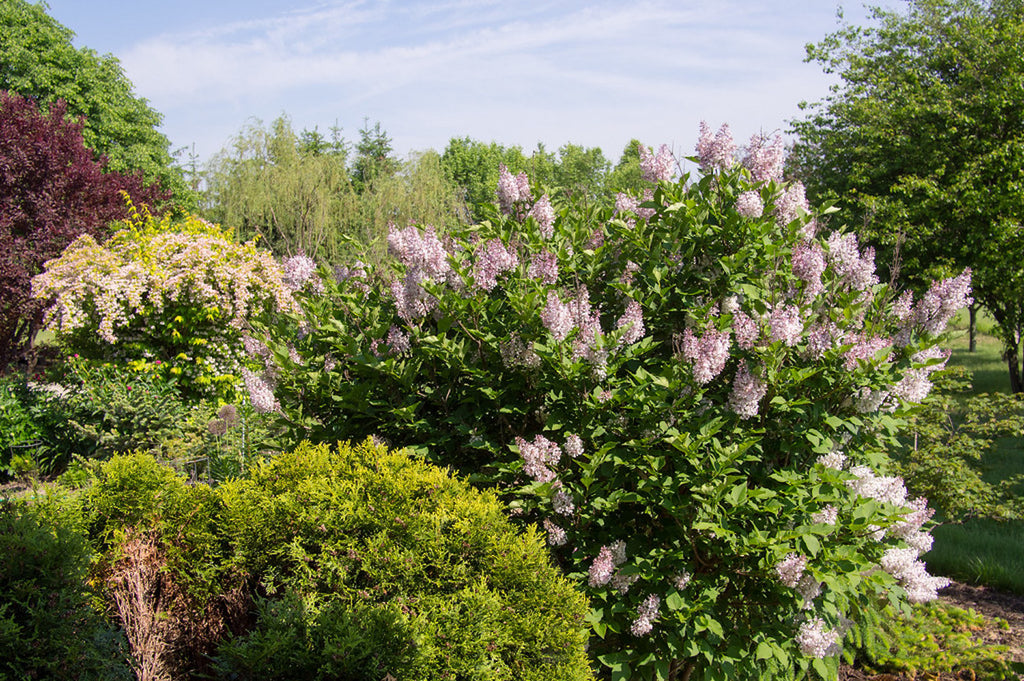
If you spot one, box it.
[204,115,469,265]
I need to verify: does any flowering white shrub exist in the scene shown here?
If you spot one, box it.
[31,203,299,399]
[257,123,969,680]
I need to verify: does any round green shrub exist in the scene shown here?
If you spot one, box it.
[212,439,593,681]
[0,499,131,680]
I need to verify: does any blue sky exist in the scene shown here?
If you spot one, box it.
[40,0,897,168]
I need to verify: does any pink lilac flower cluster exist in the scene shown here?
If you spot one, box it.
[682,326,732,384]
[616,299,645,346]
[567,288,605,363]
[564,433,585,458]
[796,617,842,658]
[774,181,813,235]
[728,360,767,419]
[742,132,785,183]
[614,192,640,228]
[386,325,411,354]
[735,190,764,219]
[731,309,760,350]
[630,594,662,637]
[552,487,575,516]
[775,552,808,588]
[387,224,450,278]
[474,238,519,291]
[812,505,839,526]
[496,164,531,215]
[639,144,675,182]
[902,269,974,337]
[541,292,574,341]
[768,303,803,346]
[281,253,323,293]
[696,121,736,172]
[826,232,878,291]
[543,518,567,546]
[588,540,628,588]
[527,194,556,238]
[817,450,847,470]
[846,465,909,508]
[516,434,562,483]
[842,332,892,371]
[241,368,279,413]
[527,250,559,285]
[804,319,840,360]
[791,242,826,297]
[387,224,452,322]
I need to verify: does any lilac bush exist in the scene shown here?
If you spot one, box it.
[257,123,969,680]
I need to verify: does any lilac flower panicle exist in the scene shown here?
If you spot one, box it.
[516,434,561,483]
[805,320,840,359]
[682,326,732,384]
[564,433,584,458]
[636,189,656,221]
[528,194,556,238]
[543,519,567,546]
[774,181,811,230]
[616,299,645,346]
[768,303,803,346]
[552,488,575,516]
[816,451,847,470]
[541,291,574,341]
[735,191,764,218]
[387,224,450,279]
[672,571,691,590]
[843,333,892,370]
[791,242,826,297]
[910,269,973,336]
[826,232,879,291]
[386,325,411,354]
[496,164,531,214]
[614,192,639,228]
[630,594,661,637]
[241,368,279,414]
[588,545,617,587]
[796,618,842,658]
[611,572,638,595]
[812,505,839,526]
[880,547,951,603]
[731,309,760,350]
[640,143,675,182]
[474,238,519,291]
[728,360,767,419]
[282,254,323,292]
[797,574,823,605]
[696,121,736,171]
[527,250,559,285]
[775,552,807,588]
[742,132,785,183]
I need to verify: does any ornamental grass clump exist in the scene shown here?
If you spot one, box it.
[257,123,971,680]
[30,200,299,400]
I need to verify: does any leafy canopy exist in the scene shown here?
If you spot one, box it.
[789,0,1024,390]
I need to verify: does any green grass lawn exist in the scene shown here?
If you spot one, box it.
[922,312,1024,594]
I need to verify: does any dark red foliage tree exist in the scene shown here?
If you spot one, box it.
[0,91,169,373]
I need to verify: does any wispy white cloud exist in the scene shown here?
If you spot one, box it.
[119,0,862,161]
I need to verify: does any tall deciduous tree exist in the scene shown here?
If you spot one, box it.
[0,91,168,372]
[789,0,1024,390]
[0,0,183,195]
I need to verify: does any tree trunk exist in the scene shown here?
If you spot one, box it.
[969,304,978,353]
[1005,344,1023,393]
